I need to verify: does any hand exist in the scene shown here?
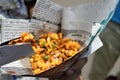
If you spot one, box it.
[48,57,88,80]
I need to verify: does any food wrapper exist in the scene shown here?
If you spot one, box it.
[0,0,118,78]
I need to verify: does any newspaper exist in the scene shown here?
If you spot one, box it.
[30,0,63,35]
[1,57,33,75]
[1,19,29,43]
[32,0,63,24]
[0,19,35,67]
[29,19,60,36]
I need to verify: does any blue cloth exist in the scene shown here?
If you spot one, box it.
[111,0,120,24]
[0,0,28,19]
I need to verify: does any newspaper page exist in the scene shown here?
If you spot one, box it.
[1,19,29,43]
[32,0,63,24]
[1,57,33,75]
[0,19,34,67]
[29,0,63,35]
[30,19,60,36]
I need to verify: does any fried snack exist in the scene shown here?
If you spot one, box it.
[9,32,81,74]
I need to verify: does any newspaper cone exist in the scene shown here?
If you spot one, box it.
[0,0,118,77]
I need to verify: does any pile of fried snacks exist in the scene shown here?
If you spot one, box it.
[9,32,81,74]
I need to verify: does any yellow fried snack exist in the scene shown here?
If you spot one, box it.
[9,32,81,74]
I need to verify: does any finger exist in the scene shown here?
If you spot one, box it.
[74,74,83,80]
[79,75,83,80]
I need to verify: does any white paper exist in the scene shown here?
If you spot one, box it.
[0,19,2,44]
[1,19,29,43]
[30,0,64,35]
[91,36,103,53]
[80,36,103,58]
[29,19,59,35]
[32,0,63,25]
[51,0,98,7]
[1,57,33,75]
[62,0,118,56]
[62,0,118,34]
